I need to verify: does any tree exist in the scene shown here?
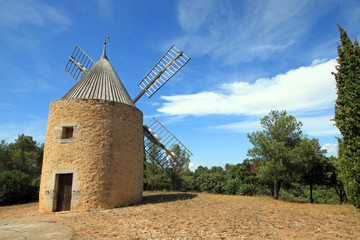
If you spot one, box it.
[328,156,347,204]
[144,144,170,190]
[333,26,360,208]
[0,140,11,172]
[166,144,191,190]
[194,166,209,191]
[224,160,259,195]
[144,160,170,191]
[144,143,191,191]
[248,110,303,199]
[296,138,330,203]
[180,171,195,192]
[196,169,225,194]
[7,134,43,179]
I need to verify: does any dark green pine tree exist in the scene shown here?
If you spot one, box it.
[332,25,360,209]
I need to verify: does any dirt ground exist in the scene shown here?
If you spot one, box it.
[0,192,359,239]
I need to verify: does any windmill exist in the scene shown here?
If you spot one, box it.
[64,37,193,171]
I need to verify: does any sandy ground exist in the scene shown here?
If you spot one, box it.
[0,192,359,239]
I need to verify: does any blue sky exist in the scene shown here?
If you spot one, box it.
[1,0,359,170]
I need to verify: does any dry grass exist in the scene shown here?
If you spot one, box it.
[0,192,359,239]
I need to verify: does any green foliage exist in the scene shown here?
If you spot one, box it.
[224,178,242,195]
[295,138,332,203]
[247,110,303,199]
[0,134,43,205]
[328,156,347,204]
[180,172,195,192]
[196,169,226,194]
[0,140,11,171]
[0,170,35,205]
[278,184,340,204]
[144,143,192,191]
[278,184,308,203]
[6,134,43,179]
[143,161,170,191]
[333,26,360,208]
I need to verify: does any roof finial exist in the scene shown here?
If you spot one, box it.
[102,34,110,58]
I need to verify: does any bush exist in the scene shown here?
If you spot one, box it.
[237,184,256,196]
[0,170,32,206]
[180,174,195,192]
[309,186,339,204]
[224,178,241,195]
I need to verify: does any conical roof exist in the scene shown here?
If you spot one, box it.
[62,43,135,107]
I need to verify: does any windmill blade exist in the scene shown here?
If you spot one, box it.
[133,45,190,103]
[143,117,193,169]
[144,125,182,167]
[64,45,95,81]
[144,139,176,170]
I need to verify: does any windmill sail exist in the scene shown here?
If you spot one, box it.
[64,45,95,81]
[133,45,190,103]
[144,118,193,169]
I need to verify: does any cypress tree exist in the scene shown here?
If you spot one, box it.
[333,25,360,209]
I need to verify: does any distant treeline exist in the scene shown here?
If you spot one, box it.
[144,156,346,204]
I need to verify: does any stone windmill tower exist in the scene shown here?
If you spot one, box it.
[39,37,192,212]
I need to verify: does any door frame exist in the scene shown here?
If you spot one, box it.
[53,173,73,211]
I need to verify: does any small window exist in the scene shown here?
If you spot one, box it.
[62,127,74,139]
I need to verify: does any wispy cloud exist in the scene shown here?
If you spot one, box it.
[0,103,11,108]
[212,119,261,134]
[212,114,339,137]
[175,0,325,64]
[0,116,47,143]
[0,0,71,31]
[177,0,217,32]
[299,115,339,136]
[158,59,337,117]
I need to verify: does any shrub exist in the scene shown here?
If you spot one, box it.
[237,184,256,196]
[0,170,32,205]
[224,178,241,195]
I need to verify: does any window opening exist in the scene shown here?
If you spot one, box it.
[62,127,74,139]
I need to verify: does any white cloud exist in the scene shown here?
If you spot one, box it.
[158,59,337,117]
[175,0,325,64]
[189,162,199,172]
[212,119,261,133]
[0,0,71,31]
[212,114,339,137]
[321,143,338,155]
[299,115,339,136]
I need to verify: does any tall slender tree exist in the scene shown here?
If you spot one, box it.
[333,26,360,209]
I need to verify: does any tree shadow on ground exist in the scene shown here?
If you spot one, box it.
[129,193,197,207]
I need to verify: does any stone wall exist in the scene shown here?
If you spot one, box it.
[39,98,143,212]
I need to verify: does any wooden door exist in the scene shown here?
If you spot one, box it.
[56,174,73,211]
